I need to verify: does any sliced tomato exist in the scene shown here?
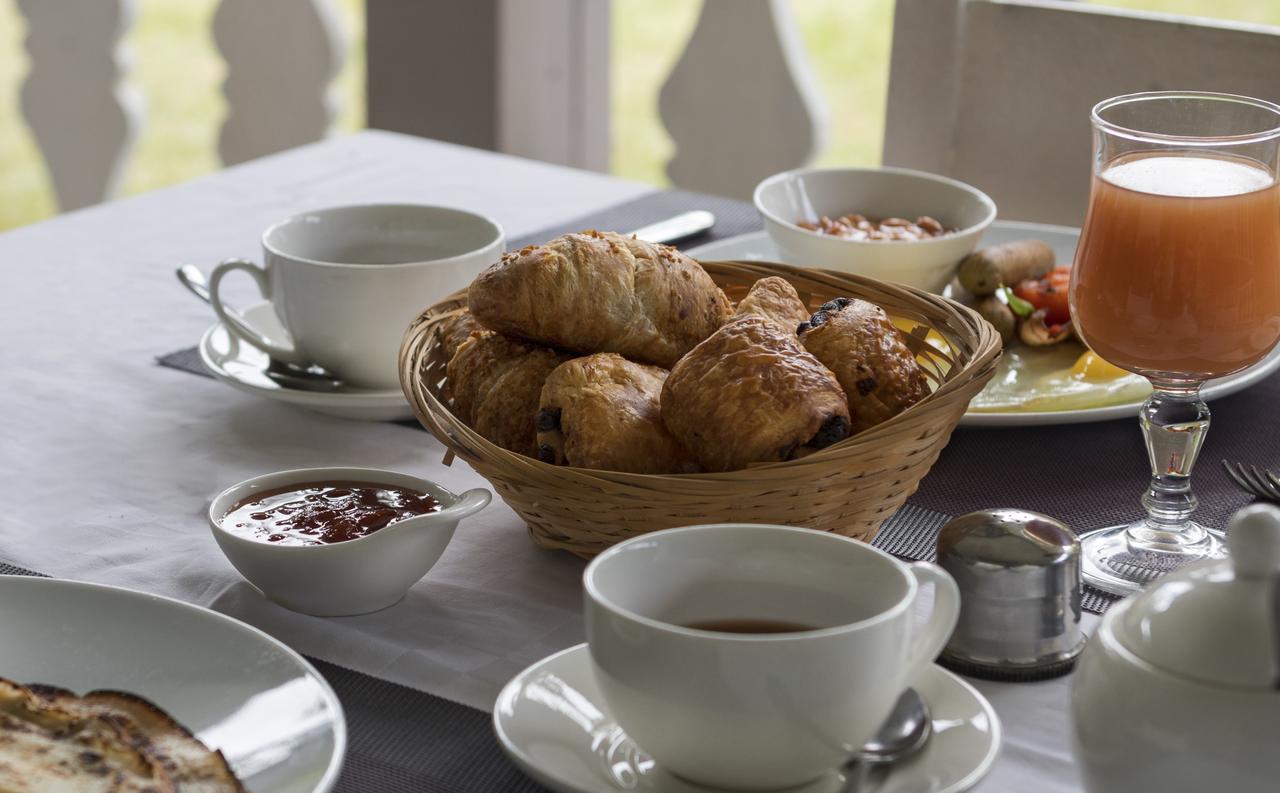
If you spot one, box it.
[1013,265,1072,327]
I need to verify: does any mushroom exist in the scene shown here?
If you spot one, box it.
[1018,309,1074,346]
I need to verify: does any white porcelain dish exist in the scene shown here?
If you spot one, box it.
[199,301,414,421]
[209,466,491,616]
[753,166,997,293]
[687,225,1280,427]
[493,643,1001,793]
[0,575,345,793]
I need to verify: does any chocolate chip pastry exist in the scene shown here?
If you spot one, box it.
[446,331,569,456]
[466,230,733,368]
[536,353,699,474]
[798,297,931,434]
[661,315,851,472]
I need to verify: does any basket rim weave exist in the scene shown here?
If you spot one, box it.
[399,258,1002,490]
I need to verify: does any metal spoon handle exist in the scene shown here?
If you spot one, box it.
[177,264,214,304]
[178,264,248,325]
[628,211,715,245]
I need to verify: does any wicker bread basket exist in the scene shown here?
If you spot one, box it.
[400,259,1001,557]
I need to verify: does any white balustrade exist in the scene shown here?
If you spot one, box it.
[16,0,347,211]
[19,0,1275,220]
[18,0,143,212]
[658,0,826,199]
[212,0,348,166]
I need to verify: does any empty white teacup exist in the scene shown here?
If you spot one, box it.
[208,204,504,389]
[583,523,960,790]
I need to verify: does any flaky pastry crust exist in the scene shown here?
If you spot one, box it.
[535,353,699,474]
[732,276,811,332]
[447,332,568,456]
[467,231,733,368]
[798,298,931,434]
[661,316,851,471]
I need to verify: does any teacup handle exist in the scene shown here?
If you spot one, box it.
[208,258,307,365]
[905,561,961,680]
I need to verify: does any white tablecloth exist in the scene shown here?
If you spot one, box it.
[1,130,1083,791]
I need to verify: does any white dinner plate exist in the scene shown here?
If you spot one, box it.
[688,222,1280,427]
[199,301,415,421]
[0,576,346,793]
[493,643,1001,793]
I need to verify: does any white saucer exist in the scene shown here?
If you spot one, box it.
[199,301,415,422]
[688,223,1280,428]
[493,644,1001,793]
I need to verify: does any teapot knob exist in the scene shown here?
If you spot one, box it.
[1227,503,1280,578]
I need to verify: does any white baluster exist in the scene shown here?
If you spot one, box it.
[213,0,347,166]
[659,0,826,199]
[18,0,142,211]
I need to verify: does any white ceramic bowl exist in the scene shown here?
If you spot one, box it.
[753,166,997,292]
[209,467,490,617]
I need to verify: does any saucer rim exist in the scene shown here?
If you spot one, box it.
[198,302,406,405]
[492,642,1002,793]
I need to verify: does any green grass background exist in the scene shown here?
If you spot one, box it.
[0,0,1277,229]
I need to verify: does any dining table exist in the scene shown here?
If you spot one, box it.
[4,128,1275,793]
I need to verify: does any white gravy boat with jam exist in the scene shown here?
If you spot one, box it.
[209,466,490,616]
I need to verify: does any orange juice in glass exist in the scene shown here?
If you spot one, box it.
[1069,92,1280,594]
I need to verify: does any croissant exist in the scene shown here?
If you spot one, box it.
[661,316,851,472]
[798,298,931,434]
[437,308,484,362]
[732,276,811,332]
[536,354,700,474]
[446,332,568,456]
[467,230,733,368]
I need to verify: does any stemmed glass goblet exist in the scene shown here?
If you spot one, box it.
[1070,92,1280,594]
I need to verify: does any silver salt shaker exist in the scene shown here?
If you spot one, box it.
[936,509,1086,681]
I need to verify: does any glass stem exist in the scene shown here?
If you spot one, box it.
[1128,385,1211,551]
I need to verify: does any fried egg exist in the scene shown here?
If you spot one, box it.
[969,344,1149,412]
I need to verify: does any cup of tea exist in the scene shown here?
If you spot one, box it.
[207,204,503,389]
[583,523,960,790]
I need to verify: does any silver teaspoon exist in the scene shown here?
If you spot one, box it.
[845,688,932,791]
[175,265,345,392]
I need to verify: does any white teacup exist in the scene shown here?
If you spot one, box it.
[209,204,503,389]
[583,523,960,790]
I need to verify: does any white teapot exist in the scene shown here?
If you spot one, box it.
[1071,503,1280,793]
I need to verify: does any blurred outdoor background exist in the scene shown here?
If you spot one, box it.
[1,0,1277,230]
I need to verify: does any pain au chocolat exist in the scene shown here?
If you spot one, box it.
[661,315,851,472]
[798,297,931,434]
[536,353,699,474]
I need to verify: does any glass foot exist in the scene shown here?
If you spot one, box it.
[1079,521,1226,596]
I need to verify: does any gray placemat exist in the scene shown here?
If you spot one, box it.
[0,562,548,793]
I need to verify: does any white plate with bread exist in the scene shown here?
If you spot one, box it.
[0,576,345,792]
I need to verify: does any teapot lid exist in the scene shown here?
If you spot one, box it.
[1114,504,1280,690]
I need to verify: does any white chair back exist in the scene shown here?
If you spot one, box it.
[884,0,1280,225]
